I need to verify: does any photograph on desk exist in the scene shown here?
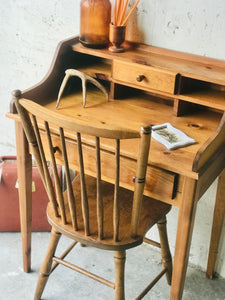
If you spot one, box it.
[152,123,196,150]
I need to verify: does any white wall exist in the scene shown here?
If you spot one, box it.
[0,0,224,278]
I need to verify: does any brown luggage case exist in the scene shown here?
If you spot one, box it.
[0,156,61,231]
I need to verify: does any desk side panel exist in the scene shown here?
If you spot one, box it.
[10,36,82,112]
[193,112,225,173]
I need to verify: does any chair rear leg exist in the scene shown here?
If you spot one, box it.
[34,228,61,300]
[114,250,126,300]
[157,216,173,285]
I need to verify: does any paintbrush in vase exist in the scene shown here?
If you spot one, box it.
[113,0,140,26]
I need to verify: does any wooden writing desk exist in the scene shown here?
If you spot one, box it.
[8,37,225,300]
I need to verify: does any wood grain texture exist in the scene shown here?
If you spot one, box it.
[206,169,225,279]
[16,97,172,299]
[170,177,198,300]
[47,174,171,250]
[8,38,225,299]
[196,145,225,198]
[112,59,177,94]
[42,91,221,180]
[36,129,180,205]
[15,121,32,273]
[34,229,61,300]
[9,91,221,183]
[72,41,225,85]
[193,111,225,173]
[17,98,171,251]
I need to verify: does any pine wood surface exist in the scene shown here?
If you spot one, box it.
[206,168,225,279]
[7,89,221,180]
[47,174,171,250]
[7,38,225,292]
[15,121,32,272]
[72,42,225,85]
[41,89,221,179]
[170,177,198,300]
[15,96,171,250]
[15,95,173,299]
[178,89,225,111]
[112,59,177,94]
[8,38,225,183]
[36,127,180,206]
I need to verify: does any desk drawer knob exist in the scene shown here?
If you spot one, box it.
[136,75,145,82]
[53,146,60,153]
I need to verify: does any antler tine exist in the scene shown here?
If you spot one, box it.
[56,72,71,108]
[56,69,109,108]
[85,75,109,106]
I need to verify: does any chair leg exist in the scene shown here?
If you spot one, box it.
[157,216,173,285]
[114,250,126,300]
[34,228,61,300]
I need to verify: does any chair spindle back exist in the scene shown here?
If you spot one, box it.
[14,98,151,241]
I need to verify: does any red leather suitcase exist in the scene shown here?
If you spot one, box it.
[0,156,61,231]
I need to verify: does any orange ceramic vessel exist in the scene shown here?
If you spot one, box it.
[80,0,111,48]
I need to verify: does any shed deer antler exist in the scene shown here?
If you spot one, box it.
[56,69,109,108]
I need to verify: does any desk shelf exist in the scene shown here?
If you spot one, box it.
[77,58,112,81]
[72,42,225,116]
[175,76,225,115]
[179,89,225,111]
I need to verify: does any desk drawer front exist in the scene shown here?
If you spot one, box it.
[39,133,178,204]
[112,60,177,94]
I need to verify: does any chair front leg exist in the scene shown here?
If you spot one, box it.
[34,228,61,300]
[114,250,126,300]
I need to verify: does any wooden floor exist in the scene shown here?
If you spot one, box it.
[1,232,225,300]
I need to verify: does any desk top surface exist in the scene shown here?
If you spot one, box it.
[42,89,221,179]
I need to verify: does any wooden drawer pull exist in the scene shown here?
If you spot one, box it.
[53,146,60,153]
[136,75,145,82]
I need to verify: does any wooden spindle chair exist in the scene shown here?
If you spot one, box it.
[14,98,172,300]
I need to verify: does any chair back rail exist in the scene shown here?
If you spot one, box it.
[14,98,151,242]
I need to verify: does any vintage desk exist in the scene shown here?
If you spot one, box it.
[8,37,225,300]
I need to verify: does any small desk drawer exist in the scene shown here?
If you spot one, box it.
[112,60,177,94]
[38,131,178,205]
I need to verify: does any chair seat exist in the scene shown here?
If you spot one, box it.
[47,174,171,251]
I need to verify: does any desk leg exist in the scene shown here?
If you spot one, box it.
[206,169,225,279]
[170,177,198,300]
[15,121,32,273]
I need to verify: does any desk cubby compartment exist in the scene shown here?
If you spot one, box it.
[75,53,112,82]
[176,76,225,115]
[61,52,112,99]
